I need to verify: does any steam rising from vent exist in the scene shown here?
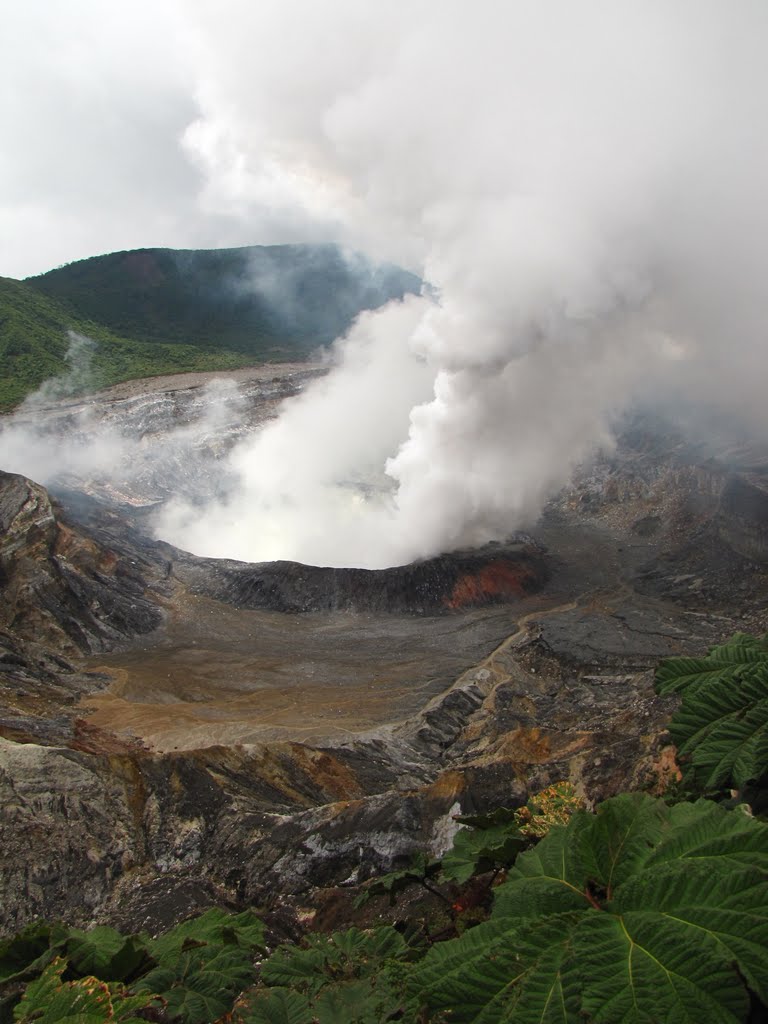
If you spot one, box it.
[4,4,768,570]
[24,331,97,406]
[155,2,768,567]
[0,347,247,502]
[0,332,131,485]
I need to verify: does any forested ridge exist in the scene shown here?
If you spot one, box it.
[0,276,252,411]
[0,244,419,411]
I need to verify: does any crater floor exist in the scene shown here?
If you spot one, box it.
[82,596,522,750]
[4,368,768,935]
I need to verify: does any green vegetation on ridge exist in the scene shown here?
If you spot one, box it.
[0,243,420,411]
[0,276,254,411]
[25,244,419,353]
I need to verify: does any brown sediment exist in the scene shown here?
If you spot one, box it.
[646,744,683,795]
[70,717,149,756]
[283,746,366,802]
[78,594,521,752]
[53,521,120,574]
[424,770,466,801]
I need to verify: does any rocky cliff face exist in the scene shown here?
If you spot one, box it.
[0,467,550,932]
[2,395,768,937]
[176,542,547,615]
[0,470,164,656]
[717,473,768,563]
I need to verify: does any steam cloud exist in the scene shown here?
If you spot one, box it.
[0,336,247,506]
[156,1,768,567]
[1,332,131,484]
[6,3,768,569]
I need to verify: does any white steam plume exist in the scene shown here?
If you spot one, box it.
[154,296,436,566]
[0,345,248,504]
[152,1,768,568]
[1,332,132,483]
[23,331,97,406]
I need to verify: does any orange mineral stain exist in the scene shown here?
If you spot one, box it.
[446,560,539,609]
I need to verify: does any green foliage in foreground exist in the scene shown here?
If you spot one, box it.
[240,925,419,1023]
[3,798,765,1024]
[410,794,768,1023]
[1,909,266,1024]
[353,851,443,908]
[3,636,768,1023]
[14,957,161,1024]
[441,781,585,885]
[4,796,766,1023]
[133,909,266,1024]
[656,632,768,801]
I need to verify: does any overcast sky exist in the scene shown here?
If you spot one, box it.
[5,1,766,287]
[6,1,768,567]
[0,1,349,279]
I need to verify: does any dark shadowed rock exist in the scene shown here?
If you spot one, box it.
[175,541,548,615]
[0,470,164,655]
[717,472,768,562]
[2,412,768,937]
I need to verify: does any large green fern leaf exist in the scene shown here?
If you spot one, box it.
[237,986,314,1024]
[655,634,768,791]
[135,945,255,1024]
[248,926,413,1023]
[574,911,749,1024]
[655,633,768,695]
[410,795,768,1023]
[641,798,768,869]
[0,922,68,986]
[146,907,265,965]
[64,925,148,981]
[669,672,768,789]
[408,914,583,1023]
[614,864,768,1004]
[13,958,160,1024]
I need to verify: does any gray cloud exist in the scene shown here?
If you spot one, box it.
[6,2,768,567]
[154,1,768,566]
[0,2,334,277]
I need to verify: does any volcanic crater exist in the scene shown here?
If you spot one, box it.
[2,366,768,934]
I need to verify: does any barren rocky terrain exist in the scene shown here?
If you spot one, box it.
[2,367,767,937]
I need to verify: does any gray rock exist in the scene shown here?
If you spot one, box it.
[2,408,767,937]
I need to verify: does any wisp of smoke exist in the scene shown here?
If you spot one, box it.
[1,339,249,504]
[22,330,97,406]
[155,1,768,568]
[154,296,436,566]
[6,3,768,570]
[1,331,131,484]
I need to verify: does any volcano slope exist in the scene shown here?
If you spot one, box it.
[1,372,768,936]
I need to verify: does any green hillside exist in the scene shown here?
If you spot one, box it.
[0,277,254,411]
[26,244,420,353]
[0,243,420,411]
